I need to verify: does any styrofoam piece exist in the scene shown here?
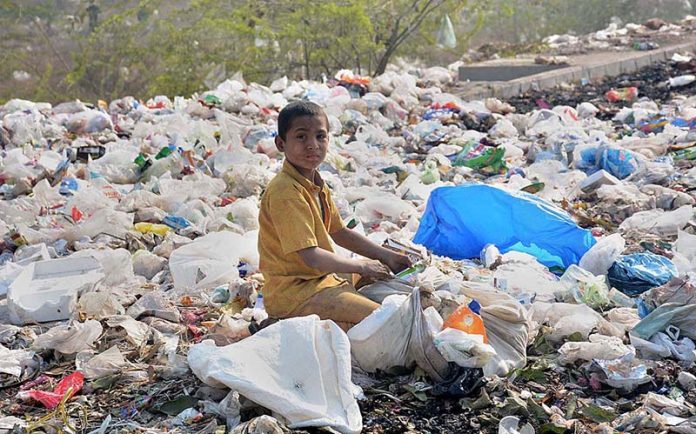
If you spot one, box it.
[7,256,104,325]
[580,169,620,192]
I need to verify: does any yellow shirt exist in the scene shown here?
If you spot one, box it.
[258,160,346,317]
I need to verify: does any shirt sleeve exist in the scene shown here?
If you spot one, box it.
[271,198,319,254]
[326,191,346,234]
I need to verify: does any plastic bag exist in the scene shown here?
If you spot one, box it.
[63,208,134,243]
[32,320,103,354]
[575,145,642,180]
[558,334,633,365]
[348,287,451,382]
[132,250,167,280]
[451,143,506,174]
[354,193,416,227]
[76,346,129,379]
[189,316,362,434]
[76,292,125,319]
[619,205,693,237]
[357,279,414,304]
[434,328,496,368]
[414,185,596,270]
[530,302,623,344]
[17,371,84,409]
[556,265,611,309]
[436,14,457,49]
[169,231,258,291]
[640,276,696,311]
[579,233,625,276]
[457,283,531,376]
[0,345,34,377]
[649,328,696,364]
[72,248,134,286]
[608,253,677,296]
[674,230,696,271]
[633,303,696,341]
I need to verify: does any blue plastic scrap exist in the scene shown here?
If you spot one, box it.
[413,184,596,270]
[608,252,677,296]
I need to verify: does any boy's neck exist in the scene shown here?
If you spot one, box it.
[288,161,321,186]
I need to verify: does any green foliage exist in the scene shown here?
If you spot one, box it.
[0,0,693,103]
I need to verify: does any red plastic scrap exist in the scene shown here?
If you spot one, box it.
[19,371,85,409]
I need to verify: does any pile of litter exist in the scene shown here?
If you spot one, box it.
[542,16,696,54]
[1,31,696,434]
[462,16,696,64]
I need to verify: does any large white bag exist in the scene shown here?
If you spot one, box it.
[188,316,361,434]
[458,282,531,377]
[348,287,451,382]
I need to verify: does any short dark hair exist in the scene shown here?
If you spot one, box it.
[277,101,327,140]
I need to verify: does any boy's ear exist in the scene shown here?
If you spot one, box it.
[274,135,285,152]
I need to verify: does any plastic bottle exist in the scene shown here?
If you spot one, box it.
[252,292,268,323]
[443,300,489,343]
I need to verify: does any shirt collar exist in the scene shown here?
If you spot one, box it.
[282,159,325,193]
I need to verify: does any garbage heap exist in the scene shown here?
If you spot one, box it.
[463,15,696,64]
[0,57,695,434]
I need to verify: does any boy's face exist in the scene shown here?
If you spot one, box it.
[275,114,329,179]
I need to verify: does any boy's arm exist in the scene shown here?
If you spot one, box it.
[330,228,412,273]
[297,247,392,280]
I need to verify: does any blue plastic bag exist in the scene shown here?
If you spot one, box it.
[598,147,640,180]
[577,146,640,180]
[608,253,677,296]
[413,185,596,270]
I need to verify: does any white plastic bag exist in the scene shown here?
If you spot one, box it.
[132,250,166,280]
[76,346,129,379]
[433,328,496,368]
[169,231,258,291]
[529,302,624,344]
[579,233,625,276]
[72,248,134,286]
[619,205,693,237]
[189,316,362,434]
[348,287,451,382]
[0,345,34,377]
[32,320,103,354]
[435,14,457,49]
[558,334,633,365]
[63,208,134,243]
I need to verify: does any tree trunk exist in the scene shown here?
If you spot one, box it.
[374,43,398,76]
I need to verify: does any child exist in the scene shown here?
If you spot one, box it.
[258,101,412,331]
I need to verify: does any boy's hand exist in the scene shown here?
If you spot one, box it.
[358,259,393,281]
[382,251,413,274]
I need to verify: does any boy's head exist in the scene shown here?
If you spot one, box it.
[275,101,330,178]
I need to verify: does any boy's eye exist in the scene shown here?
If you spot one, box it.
[296,134,305,140]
